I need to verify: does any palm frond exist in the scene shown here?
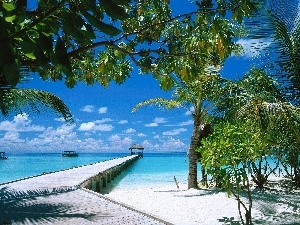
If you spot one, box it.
[242,0,300,103]
[0,88,74,123]
[132,98,182,112]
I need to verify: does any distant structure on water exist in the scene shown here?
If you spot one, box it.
[0,152,8,160]
[62,150,79,157]
[129,144,144,158]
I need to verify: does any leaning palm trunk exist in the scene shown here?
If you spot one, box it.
[188,120,201,189]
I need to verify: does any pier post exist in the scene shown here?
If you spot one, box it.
[92,179,97,192]
[86,179,92,190]
[107,170,111,183]
[102,174,107,188]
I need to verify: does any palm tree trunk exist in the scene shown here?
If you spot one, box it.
[188,121,200,189]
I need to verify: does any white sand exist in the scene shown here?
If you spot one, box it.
[106,183,251,225]
[106,181,300,225]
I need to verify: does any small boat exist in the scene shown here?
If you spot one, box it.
[0,152,8,160]
[62,150,78,157]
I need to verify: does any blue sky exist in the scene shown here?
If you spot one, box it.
[0,54,259,154]
[0,1,270,154]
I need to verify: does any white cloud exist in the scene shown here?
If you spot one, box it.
[78,122,95,131]
[78,121,113,131]
[108,134,121,142]
[54,117,66,122]
[108,134,133,150]
[98,107,107,114]
[39,124,77,139]
[140,138,187,152]
[137,133,146,137]
[145,122,158,127]
[78,118,114,132]
[81,105,95,112]
[179,120,194,126]
[154,117,167,124]
[124,128,136,134]
[162,128,188,136]
[95,118,113,123]
[118,120,128,124]
[145,117,168,127]
[95,124,114,131]
[0,113,45,132]
[141,140,160,150]
[161,137,187,151]
[3,131,20,141]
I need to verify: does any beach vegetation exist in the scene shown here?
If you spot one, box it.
[198,67,300,224]
[133,74,227,189]
[237,0,300,187]
[198,119,267,225]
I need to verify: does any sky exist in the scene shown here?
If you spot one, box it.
[0,56,257,154]
[0,1,270,154]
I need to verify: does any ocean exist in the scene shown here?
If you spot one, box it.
[0,152,285,192]
[0,152,195,190]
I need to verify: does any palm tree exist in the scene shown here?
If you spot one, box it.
[239,0,300,185]
[133,74,226,189]
[218,68,300,186]
[0,88,74,123]
[244,0,300,104]
[0,67,73,123]
[199,68,300,224]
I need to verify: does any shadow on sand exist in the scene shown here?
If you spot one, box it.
[217,179,300,225]
[0,187,97,224]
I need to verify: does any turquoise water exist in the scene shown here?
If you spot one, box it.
[0,152,193,187]
[0,153,128,184]
[0,153,285,191]
[106,153,194,191]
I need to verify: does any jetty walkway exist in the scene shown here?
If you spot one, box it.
[0,155,172,225]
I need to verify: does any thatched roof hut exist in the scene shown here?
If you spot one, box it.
[129,144,144,158]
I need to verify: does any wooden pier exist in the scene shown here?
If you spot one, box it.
[0,155,172,225]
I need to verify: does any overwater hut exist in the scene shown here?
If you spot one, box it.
[0,152,8,159]
[129,144,144,158]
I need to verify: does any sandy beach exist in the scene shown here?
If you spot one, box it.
[106,180,300,225]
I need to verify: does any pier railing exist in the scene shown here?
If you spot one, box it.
[79,155,138,193]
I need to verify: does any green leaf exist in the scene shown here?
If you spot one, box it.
[5,15,17,23]
[20,40,36,59]
[2,3,15,11]
[20,38,48,65]
[159,75,175,90]
[81,0,97,13]
[100,0,130,20]
[55,36,73,77]
[60,10,93,44]
[36,17,60,36]
[3,62,20,86]
[82,11,121,36]
[16,6,26,24]
[39,33,53,54]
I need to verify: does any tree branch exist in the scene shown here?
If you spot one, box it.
[8,0,68,40]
